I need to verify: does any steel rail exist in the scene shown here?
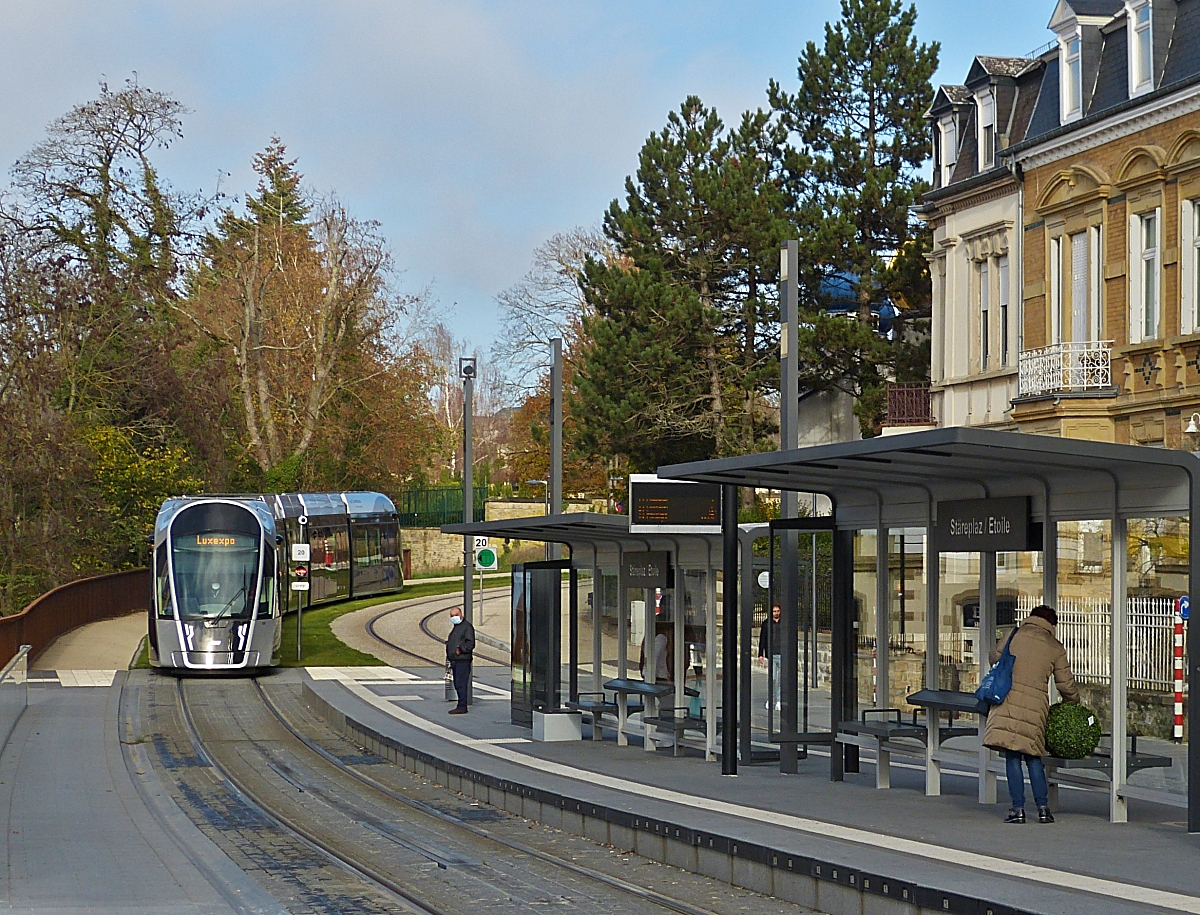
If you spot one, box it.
[253,679,727,915]
[175,678,444,915]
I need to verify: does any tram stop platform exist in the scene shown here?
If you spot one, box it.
[301,663,1200,915]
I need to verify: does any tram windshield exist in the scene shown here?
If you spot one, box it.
[171,529,260,621]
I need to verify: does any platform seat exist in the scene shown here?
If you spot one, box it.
[564,692,641,741]
[836,709,928,789]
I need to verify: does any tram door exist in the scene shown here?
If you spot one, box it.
[765,518,837,772]
[510,561,570,726]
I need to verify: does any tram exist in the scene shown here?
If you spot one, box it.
[149,492,402,671]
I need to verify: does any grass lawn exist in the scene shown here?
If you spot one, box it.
[130,577,510,669]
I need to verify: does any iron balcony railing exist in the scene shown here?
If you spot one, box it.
[1017,340,1112,397]
[885,383,935,426]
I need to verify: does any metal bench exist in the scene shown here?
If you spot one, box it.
[836,709,928,789]
[602,678,698,750]
[1042,735,1174,806]
[564,692,642,741]
[905,689,989,797]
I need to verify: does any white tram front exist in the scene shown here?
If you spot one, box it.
[149,491,402,672]
[150,497,281,671]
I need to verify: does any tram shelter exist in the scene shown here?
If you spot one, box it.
[441,513,726,758]
[659,426,1200,829]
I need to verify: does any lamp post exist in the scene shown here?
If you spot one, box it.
[461,356,477,625]
[527,479,550,559]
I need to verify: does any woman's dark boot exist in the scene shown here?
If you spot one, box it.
[1037,807,1054,824]
[1004,808,1025,824]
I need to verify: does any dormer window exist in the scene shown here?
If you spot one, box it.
[1063,35,1083,120]
[1129,1,1152,94]
[940,116,957,185]
[977,92,995,170]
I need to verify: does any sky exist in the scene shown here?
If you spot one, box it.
[0,1,1058,354]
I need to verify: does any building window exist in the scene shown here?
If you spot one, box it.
[1183,200,1200,335]
[980,258,990,370]
[1050,236,1063,344]
[940,117,957,185]
[998,255,1010,365]
[1063,36,1082,119]
[1070,231,1088,342]
[977,92,995,170]
[1131,208,1161,342]
[1089,224,1102,341]
[1131,1,1153,93]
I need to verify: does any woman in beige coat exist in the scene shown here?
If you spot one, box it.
[982,605,1079,824]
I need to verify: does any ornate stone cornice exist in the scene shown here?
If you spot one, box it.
[1014,85,1200,171]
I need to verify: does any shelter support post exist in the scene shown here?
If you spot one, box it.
[569,566,578,704]
[832,529,858,779]
[875,521,888,709]
[706,548,718,760]
[925,522,941,797]
[644,585,656,753]
[1189,472,1200,832]
[592,548,602,696]
[978,551,998,805]
[739,532,755,764]
[1042,520,1058,608]
[722,485,739,776]
[617,545,628,747]
[1111,515,1128,823]
[672,542,685,757]
[781,526,800,773]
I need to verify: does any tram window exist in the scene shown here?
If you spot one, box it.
[156,543,173,619]
[259,548,276,618]
[170,530,259,621]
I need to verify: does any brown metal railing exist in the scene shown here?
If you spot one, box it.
[885,383,935,426]
[1,569,149,664]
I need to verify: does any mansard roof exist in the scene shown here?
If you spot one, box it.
[1012,0,1200,153]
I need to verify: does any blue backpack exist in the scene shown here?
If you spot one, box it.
[975,627,1017,706]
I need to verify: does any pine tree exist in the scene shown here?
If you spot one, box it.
[572,97,793,470]
[770,0,938,431]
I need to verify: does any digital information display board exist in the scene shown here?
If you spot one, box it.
[628,475,721,534]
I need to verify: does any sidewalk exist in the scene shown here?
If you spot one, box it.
[302,663,1200,915]
[0,674,277,914]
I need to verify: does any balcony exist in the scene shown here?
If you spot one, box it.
[1017,341,1112,398]
[885,383,935,426]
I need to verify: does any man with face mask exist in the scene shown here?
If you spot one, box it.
[446,606,476,715]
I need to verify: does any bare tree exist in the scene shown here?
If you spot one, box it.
[493,226,613,392]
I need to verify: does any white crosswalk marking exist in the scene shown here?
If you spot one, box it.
[55,670,117,687]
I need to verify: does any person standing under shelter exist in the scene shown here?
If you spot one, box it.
[446,606,475,715]
[758,604,782,711]
[983,605,1079,824]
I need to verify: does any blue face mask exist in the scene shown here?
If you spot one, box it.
[451,615,463,625]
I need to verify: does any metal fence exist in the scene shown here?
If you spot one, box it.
[397,485,489,528]
[1015,594,1179,691]
[0,569,149,664]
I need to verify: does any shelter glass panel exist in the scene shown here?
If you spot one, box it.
[888,529,926,712]
[854,530,879,709]
[1126,518,1188,798]
[573,568,595,701]
[938,551,981,693]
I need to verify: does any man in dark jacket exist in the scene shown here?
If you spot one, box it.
[446,607,476,715]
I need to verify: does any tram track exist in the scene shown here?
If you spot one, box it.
[364,592,511,667]
[161,672,813,915]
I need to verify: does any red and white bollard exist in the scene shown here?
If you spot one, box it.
[872,647,878,706]
[1174,607,1185,742]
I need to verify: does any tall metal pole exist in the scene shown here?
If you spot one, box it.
[780,240,800,773]
[462,359,475,625]
[549,338,563,560]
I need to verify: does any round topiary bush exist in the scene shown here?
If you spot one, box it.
[1045,701,1102,759]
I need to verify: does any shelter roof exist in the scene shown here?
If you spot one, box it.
[657,427,1200,529]
[441,512,721,567]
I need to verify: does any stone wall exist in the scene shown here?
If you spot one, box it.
[404,500,602,577]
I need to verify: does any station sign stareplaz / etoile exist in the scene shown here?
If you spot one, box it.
[932,497,1031,553]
